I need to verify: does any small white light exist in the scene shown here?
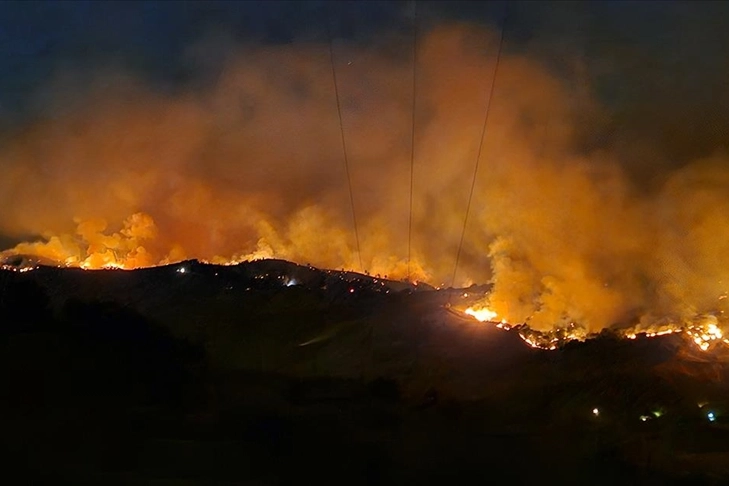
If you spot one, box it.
[708,412,716,422]
[177,266,187,274]
[592,408,599,416]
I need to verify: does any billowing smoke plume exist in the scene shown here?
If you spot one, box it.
[2,22,729,335]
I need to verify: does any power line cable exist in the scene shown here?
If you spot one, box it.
[449,11,507,291]
[407,0,418,281]
[326,4,364,273]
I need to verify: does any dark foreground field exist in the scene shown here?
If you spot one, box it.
[2,260,729,484]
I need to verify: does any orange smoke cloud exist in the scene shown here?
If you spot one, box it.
[2,23,729,338]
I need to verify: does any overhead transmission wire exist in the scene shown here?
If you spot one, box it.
[407,0,418,281]
[449,10,508,292]
[326,4,364,273]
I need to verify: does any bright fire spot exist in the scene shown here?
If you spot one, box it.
[464,306,498,323]
[685,317,724,351]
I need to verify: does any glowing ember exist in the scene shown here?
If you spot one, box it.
[0,264,36,273]
[681,315,724,351]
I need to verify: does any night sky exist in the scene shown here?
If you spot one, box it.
[2,1,729,169]
[1,0,728,201]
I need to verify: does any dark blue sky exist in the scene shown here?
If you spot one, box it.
[1,1,729,167]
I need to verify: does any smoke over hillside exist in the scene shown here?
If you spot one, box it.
[3,16,729,335]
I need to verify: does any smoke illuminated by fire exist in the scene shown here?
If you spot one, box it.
[2,21,729,345]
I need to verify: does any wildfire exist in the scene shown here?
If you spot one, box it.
[462,305,729,353]
[0,209,434,283]
[0,212,289,273]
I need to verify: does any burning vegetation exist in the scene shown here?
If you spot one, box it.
[2,24,729,351]
[463,301,728,353]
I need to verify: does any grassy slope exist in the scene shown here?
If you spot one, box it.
[3,264,729,483]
